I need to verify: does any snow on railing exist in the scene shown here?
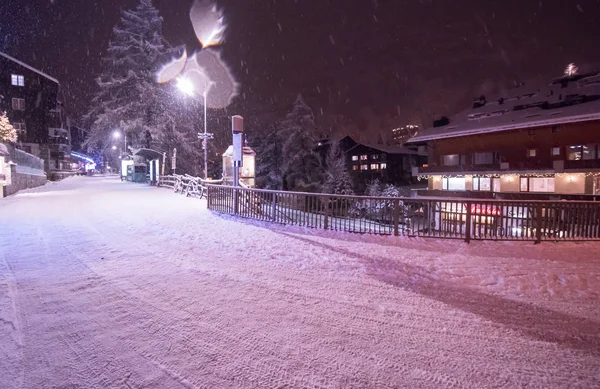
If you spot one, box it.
[205,185,600,244]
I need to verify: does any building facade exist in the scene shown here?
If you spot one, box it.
[409,70,600,199]
[0,51,70,174]
[318,136,427,194]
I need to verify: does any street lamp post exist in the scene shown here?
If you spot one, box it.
[177,78,213,179]
[112,130,127,154]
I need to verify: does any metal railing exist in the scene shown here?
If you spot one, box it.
[206,185,600,243]
[4,143,45,173]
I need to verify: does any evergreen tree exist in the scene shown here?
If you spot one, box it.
[0,111,17,143]
[279,95,322,192]
[252,122,283,189]
[84,0,178,150]
[322,141,354,195]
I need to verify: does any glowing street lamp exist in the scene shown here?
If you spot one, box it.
[112,130,127,154]
[177,77,213,179]
[111,145,117,150]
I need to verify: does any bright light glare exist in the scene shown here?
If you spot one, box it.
[177,77,195,96]
[112,145,117,150]
[113,131,121,139]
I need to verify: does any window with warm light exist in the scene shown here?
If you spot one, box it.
[352,165,358,171]
[526,149,536,158]
[370,163,379,170]
[442,177,466,190]
[351,155,359,161]
[520,177,528,192]
[371,154,379,160]
[360,165,368,170]
[567,145,582,160]
[11,74,24,86]
[360,155,368,161]
[529,177,555,192]
[380,163,387,169]
[583,144,598,160]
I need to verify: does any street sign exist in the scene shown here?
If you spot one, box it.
[233,132,243,166]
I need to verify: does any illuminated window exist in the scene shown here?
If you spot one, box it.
[351,155,359,161]
[11,74,24,86]
[371,154,379,160]
[370,164,379,170]
[360,155,368,161]
[442,177,466,191]
[380,163,387,170]
[472,177,491,191]
[529,177,555,192]
[12,98,25,110]
[520,177,528,192]
[567,145,582,160]
[551,147,560,156]
[352,165,358,171]
[526,149,536,158]
[360,165,368,170]
[583,144,598,160]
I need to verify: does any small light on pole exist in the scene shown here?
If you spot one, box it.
[112,145,117,150]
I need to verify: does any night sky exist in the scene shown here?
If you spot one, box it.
[2,0,600,140]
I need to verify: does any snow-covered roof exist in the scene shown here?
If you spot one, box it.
[0,51,59,84]
[409,71,600,142]
[342,135,419,155]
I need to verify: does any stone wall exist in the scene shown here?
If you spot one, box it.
[1,144,48,197]
[2,164,47,197]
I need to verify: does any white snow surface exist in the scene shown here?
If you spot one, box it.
[1,176,599,388]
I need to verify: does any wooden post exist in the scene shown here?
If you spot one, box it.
[535,203,543,244]
[323,197,330,230]
[393,198,400,236]
[464,201,472,243]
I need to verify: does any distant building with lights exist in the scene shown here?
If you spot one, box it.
[318,136,427,194]
[0,51,71,175]
[391,124,419,145]
[408,68,600,199]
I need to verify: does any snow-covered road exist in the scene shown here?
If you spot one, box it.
[1,176,599,388]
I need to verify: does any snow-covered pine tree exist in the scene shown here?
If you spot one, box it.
[322,141,354,195]
[85,0,178,150]
[253,123,283,189]
[0,111,17,143]
[279,95,323,192]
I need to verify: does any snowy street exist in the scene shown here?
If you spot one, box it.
[1,176,600,388]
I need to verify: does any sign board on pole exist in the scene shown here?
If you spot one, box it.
[232,132,243,166]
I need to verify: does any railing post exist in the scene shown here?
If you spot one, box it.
[323,196,329,230]
[206,185,211,208]
[465,201,472,243]
[535,203,543,244]
[393,198,400,236]
[271,193,277,222]
[233,187,239,215]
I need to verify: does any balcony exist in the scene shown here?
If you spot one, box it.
[417,160,555,175]
[564,159,600,170]
[418,163,500,174]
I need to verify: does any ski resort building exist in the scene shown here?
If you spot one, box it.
[408,70,600,199]
[0,51,70,174]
